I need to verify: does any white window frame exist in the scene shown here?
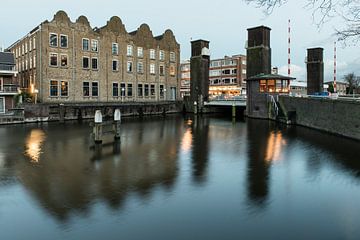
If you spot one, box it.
[60,34,68,48]
[170,52,176,62]
[49,80,59,97]
[91,81,99,97]
[60,81,69,97]
[159,50,165,61]
[60,54,68,67]
[137,47,143,58]
[49,52,58,67]
[127,45,133,56]
[150,49,156,59]
[137,61,143,74]
[112,43,118,55]
[150,63,155,74]
[127,61,133,72]
[112,59,119,71]
[91,39,99,52]
[49,33,58,47]
[82,38,90,51]
[91,57,98,70]
[82,56,90,69]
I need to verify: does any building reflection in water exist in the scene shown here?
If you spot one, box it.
[24,129,46,163]
[246,121,287,208]
[12,118,182,222]
[190,116,210,184]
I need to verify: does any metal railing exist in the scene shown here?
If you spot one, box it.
[0,65,16,71]
[209,95,247,101]
[268,94,279,117]
[0,84,18,93]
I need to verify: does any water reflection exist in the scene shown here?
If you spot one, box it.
[24,129,46,163]
[190,116,210,184]
[11,118,182,222]
[265,131,286,162]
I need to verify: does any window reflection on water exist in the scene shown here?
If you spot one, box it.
[25,129,46,163]
[265,131,287,162]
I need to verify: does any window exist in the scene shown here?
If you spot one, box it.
[150,49,156,59]
[0,97,4,113]
[170,65,175,76]
[159,50,165,61]
[60,35,68,48]
[92,58,98,70]
[50,53,58,66]
[159,65,164,75]
[242,60,246,65]
[159,85,164,98]
[120,83,126,97]
[49,33,57,47]
[60,54,68,67]
[137,61,143,73]
[232,69,237,74]
[33,37,36,49]
[242,69,246,74]
[127,45,133,56]
[137,47,143,58]
[127,61,133,72]
[127,83,133,97]
[112,43,118,55]
[83,57,89,69]
[150,63,155,74]
[170,52,176,62]
[82,38,89,51]
[144,84,149,97]
[113,83,119,97]
[29,40,32,51]
[25,43,27,53]
[91,39,98,52]
[50,80,58,96]
[60,81,68,97]
[150,84,155,96]
[112,60,118,71]
[33,55,36,68]
[138,84,143,97]
[92,82,99,97]
[83,82,90,97]
[222,69,231,75]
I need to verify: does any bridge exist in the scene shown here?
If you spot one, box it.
[205,96,247,107]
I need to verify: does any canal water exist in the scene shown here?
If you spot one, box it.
[0,115,360,239]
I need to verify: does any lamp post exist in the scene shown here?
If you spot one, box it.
[163,88,166,101]
[121,87,125,102]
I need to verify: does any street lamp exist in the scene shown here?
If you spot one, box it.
[33,89,39,104]
[163,88,166,101]
[121,87,125,102]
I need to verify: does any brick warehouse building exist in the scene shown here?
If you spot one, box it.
[7,10,180,103]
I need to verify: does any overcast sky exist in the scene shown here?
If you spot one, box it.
[1,0,359,81]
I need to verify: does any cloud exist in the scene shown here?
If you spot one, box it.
[278,64,306,80]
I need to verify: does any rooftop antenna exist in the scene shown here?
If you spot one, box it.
[288,19,291,76]
[334,41,337,93]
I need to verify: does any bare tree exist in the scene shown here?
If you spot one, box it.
[343,72,360,94]
[245,0,360,42]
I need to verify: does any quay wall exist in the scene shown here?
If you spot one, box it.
[3,101,183,124]
[279,96,360,140]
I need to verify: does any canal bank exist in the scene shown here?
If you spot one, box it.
[0,101,183,124]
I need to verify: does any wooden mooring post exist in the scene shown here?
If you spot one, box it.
[94,110,103,144]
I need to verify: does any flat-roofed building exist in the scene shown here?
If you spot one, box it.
[7,10,180,103]
[180,54,246,98]
[0,51,18,113]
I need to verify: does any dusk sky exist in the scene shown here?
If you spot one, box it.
[1,0,359,81]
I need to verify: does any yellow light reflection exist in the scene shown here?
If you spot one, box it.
[181,128,192,153]
[25,129,46,163]
[265,132,286,162]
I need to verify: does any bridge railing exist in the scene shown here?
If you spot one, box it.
[208,95,247,102]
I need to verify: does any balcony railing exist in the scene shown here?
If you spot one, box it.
[0,84,18,93]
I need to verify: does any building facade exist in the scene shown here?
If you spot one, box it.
[0,52,18,113]
[7,11,180,103]
[180,54,247,98]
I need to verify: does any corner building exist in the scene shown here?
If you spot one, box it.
[7,11,180,103]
